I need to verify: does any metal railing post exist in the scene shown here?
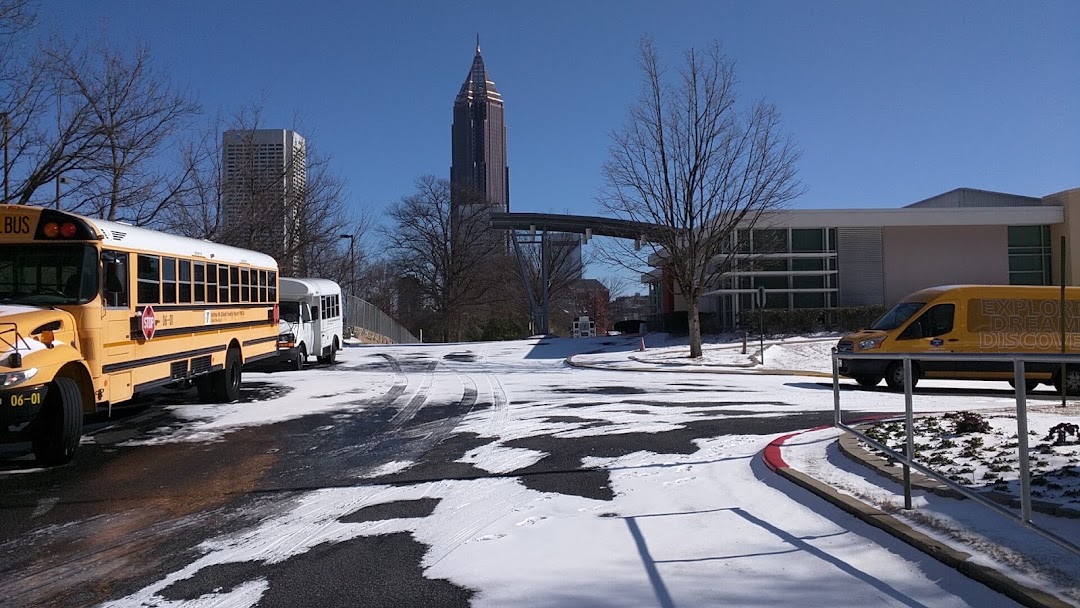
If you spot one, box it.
[902,357,914,510]
[832,348,841,427]
[1014,358,1033,523]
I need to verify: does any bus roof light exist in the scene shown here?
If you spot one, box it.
[60,222,77,238]
[43,222,59,238]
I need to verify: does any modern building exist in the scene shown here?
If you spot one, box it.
[645,187,1080,329]
[450,38,509,213]
[221,129,306,274]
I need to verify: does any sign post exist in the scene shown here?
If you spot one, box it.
[755,286,766,365]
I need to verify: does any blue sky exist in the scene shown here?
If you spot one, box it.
[43,1,1080,282]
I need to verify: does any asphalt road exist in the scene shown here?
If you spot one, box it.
[0,347,851,608]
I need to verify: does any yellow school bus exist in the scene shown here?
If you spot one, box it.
[0,204,279,465]
[837,284,1080,393]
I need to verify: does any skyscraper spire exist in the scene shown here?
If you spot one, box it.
[476,34,481,55]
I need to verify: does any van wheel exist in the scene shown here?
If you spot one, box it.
[854,375,882,388]
[32,377,83,466]
[884,362,919,391]
[1008,379,1040,392]
[295,344,307,371]
[1053,366,1080,396]
[213,347,242,402]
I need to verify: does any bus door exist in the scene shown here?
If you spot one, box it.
[310,300,324,353]
[101,250,135,402]
[895,302,959,378]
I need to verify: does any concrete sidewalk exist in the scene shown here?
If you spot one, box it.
[566,342,1079,608]
[764,429,1074,608]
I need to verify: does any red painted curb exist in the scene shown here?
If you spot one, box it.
[764,415,897,473]
[763,432,800,471]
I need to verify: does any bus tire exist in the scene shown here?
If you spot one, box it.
[884,361,919,391]
[295,344,307,371]
[1053,366,1080,396]
[32,377,83,466]
[213,347,242,403]
[854,375,881,388]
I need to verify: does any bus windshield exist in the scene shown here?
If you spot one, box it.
[280,301,301,323]
[870,301,926,331]
[0,244,99,305]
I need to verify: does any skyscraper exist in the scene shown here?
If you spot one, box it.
[451,37,508,212]
[221,129,306,273]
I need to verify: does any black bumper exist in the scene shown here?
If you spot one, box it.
[838,358,890,379]
[0,384,48,441]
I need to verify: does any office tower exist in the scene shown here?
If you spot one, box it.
[221,129,306,273]
[451,37,508,212]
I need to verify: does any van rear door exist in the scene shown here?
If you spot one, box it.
[894,302,959,377]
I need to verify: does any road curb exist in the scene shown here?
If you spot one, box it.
[564,354,832,377]
[763,432,1075,608]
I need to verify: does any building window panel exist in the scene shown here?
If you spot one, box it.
[791,228,825,252]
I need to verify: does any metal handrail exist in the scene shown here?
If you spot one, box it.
[831,348,1080,558]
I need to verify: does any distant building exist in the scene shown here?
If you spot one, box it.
[451,37,509,213]
[644,186,1080,329]
[611,293,651,322]
[221,129,306,274]
[548,233,583,283]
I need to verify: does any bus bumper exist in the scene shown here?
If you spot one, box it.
[0,384,49,441]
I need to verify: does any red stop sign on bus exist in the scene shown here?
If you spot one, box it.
[141,305,156,340]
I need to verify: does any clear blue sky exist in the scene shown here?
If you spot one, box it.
[43,1,1080,282]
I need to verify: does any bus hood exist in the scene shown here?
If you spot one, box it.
[0,304,76,366]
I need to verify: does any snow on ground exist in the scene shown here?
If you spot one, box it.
[101,334,1080,607]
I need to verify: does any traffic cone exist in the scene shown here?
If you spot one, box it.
[639,336,646,352]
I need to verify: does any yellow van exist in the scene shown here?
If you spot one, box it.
[836,284,1080,393]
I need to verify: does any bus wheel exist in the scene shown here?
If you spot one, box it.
[854,375,881,388]
[1053,366,1080,396]
[32,377,83,466]
[213,347,242,402]
[295,344,307,371]
[884,362,919,391]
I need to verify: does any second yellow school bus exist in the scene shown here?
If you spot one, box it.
[0,205,279,465]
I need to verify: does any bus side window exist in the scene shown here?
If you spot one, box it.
[899,303,955,339]
[102,251,129,308]
[312,305,320,321]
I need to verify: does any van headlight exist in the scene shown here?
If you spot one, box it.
[859,338,884,350]
[1,368,38,388]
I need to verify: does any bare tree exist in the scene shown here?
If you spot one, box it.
[49,38,200,222]
[600,37,803,357]
[385,175,506,342]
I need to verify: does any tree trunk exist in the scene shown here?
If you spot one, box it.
[688,300,702,358]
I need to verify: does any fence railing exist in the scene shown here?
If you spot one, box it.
[342,295,418,344]
[831,349,1080,559]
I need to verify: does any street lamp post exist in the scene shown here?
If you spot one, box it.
[339,234,355,293]
[339,233,356,339]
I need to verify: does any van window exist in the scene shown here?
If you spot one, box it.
[871,302,925,331]
[899,303,955,340]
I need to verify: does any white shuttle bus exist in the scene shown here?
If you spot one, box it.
[277,277,343,369]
